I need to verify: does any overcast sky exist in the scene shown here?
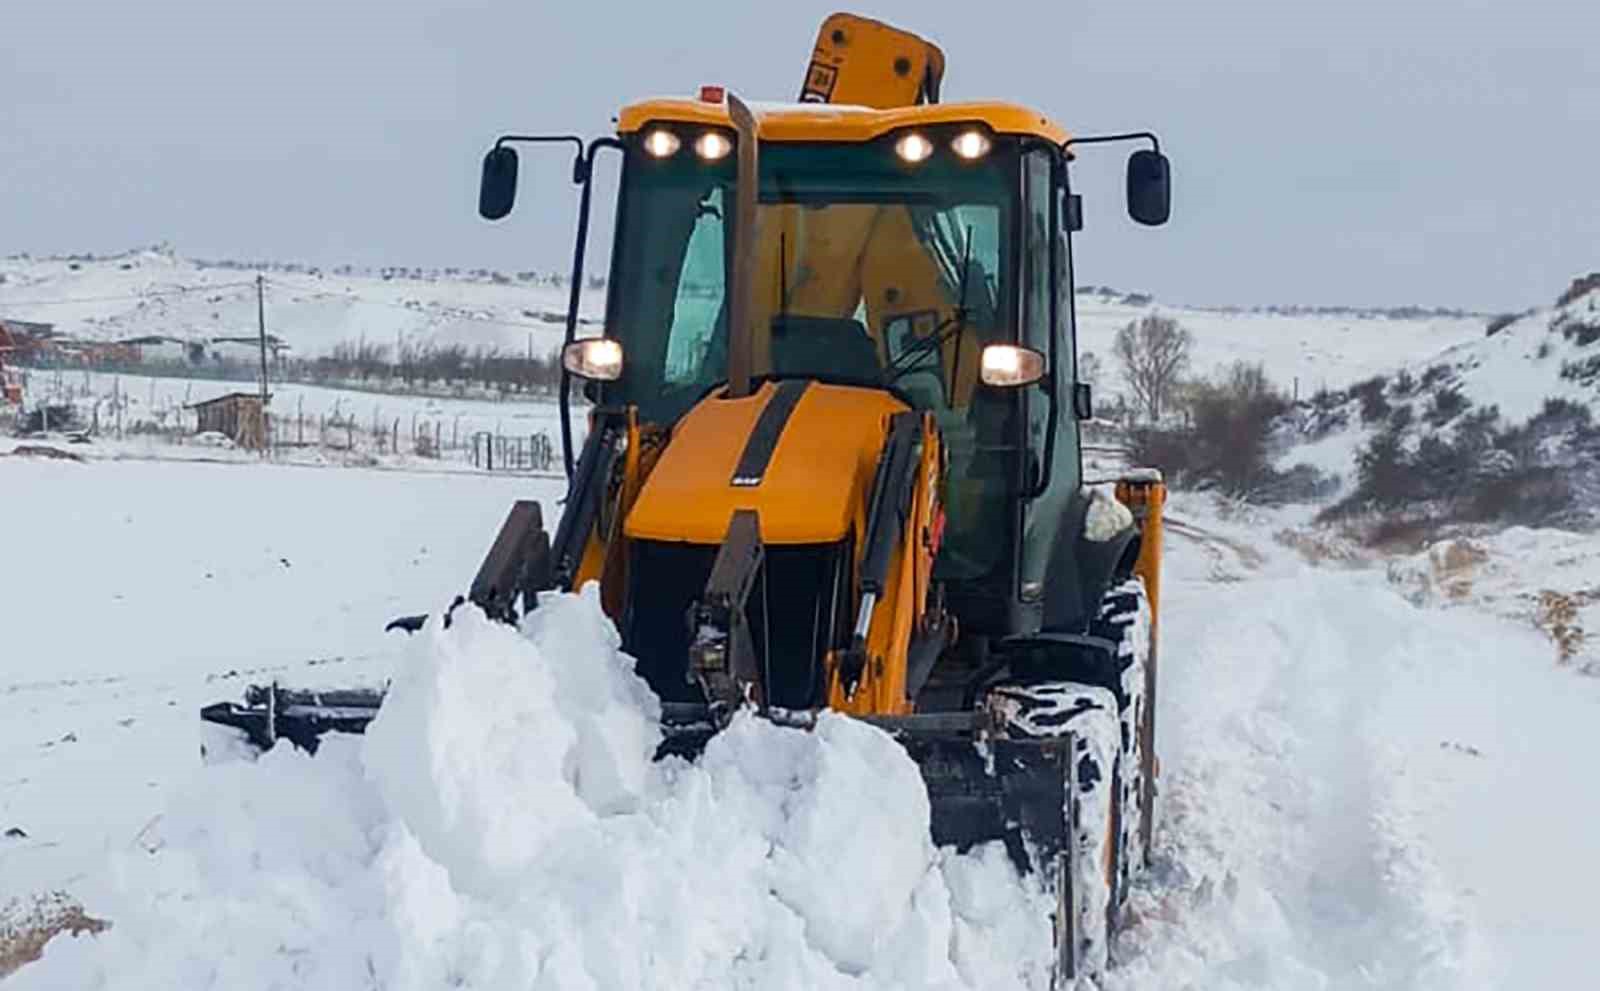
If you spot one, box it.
[3,0,1596,310]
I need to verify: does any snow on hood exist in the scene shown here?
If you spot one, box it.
[16,585,1052,989]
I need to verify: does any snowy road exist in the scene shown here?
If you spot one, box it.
[1112,510,1600,988]
[4,459,1598,986]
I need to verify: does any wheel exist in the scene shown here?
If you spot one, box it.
[982,575,1153,983]
[985,680,1121,981]
[1090,576,1154,875]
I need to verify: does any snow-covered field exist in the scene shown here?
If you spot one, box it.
[4,457,1597,987]
[4,250,1482,399]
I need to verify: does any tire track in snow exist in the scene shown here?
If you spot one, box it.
[1109,550,1488,989]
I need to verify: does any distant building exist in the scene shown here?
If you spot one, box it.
[187,392,269,450]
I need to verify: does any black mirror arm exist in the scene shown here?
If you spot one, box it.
[1061,131,1161,155]
[495,134,588,183]
[556,136,626,479]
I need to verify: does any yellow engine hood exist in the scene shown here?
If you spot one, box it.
[625,381,908,545]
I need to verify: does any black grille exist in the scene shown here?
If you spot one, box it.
[624,539,847,709]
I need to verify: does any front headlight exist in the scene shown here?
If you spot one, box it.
[562,338,625,381]
[978,344,1046,388]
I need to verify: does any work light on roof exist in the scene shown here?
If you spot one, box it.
[694,131,733,161]
[642,129,681,158]
[894,132,935,164]
[950,129,992,160]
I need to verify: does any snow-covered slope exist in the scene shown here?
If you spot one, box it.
[1289,277,1600,513]
[0,248,600,360]
[3,249,1483,390]
[1074,291,1482,401]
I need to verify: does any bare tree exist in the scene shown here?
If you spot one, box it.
[1078,350,1103,387]
[1114,314,1192,423]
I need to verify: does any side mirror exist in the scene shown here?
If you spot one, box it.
[1073,381,1093,420]
[1062,192,1084,233]
[979,344,1046,388]
[479,146,520,221]
[1126,149,1171,227]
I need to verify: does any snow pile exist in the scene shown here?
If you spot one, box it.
[15,586,1051,989]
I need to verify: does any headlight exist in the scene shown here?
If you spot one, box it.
[694,131,733,161]
[894,132,934,164]
[562,338,625,381]
[979,344,1046,387]
[642,129,681,158]
[950,130,992,160]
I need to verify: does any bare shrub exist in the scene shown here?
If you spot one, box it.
[1113,314,1192,423]
[1554,312,1600,347]
[1485,312,1519,337]
[0,893,109,979]
[1555,272,1600,308]
[1425,384,1468,426]
[1534,590,1585,664]
[1350,375,1391,424]
[1128,362,1329,502]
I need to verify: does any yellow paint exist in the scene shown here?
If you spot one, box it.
[802,13,945,109]
[617,99,1070,147]
[624,381,907,545]
[827,413,942,716]
[1114,477,1165,639]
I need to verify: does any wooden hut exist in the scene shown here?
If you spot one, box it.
[188,392,269,450]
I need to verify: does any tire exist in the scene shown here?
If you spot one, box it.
[1090,575,1153,877]
[983,575,1152,983]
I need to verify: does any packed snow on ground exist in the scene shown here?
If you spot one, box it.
[6,462,1600,988]
[0,456,565,905]
[1383,526,1600,674]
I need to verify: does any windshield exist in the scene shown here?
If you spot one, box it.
[604,138,1019,582]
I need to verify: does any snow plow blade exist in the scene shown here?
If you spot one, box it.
[201,685,384,754]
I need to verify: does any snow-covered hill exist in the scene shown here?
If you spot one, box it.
[3,248,1484,390]
[1289,275,1600,521]
[0,248,598,360]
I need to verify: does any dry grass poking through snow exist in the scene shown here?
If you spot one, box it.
[1533,588,1597,667]
[1274,526,1368,567]
[0,893,109,979]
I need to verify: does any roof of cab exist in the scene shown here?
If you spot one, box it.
[617,99,1069,146]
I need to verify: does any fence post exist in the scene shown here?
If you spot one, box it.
[393,418,399,454]
[435,421,442,458]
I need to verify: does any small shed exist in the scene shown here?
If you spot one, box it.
[188,392,270,449]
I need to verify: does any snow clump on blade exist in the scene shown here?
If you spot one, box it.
[14,586,1053,990]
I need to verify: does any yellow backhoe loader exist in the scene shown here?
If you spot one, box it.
[203,13,1173,982]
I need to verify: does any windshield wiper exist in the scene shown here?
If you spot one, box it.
[882,224,974,392]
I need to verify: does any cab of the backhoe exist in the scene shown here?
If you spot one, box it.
[478,97,1169,646]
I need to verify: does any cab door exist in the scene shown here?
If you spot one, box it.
[1019,146,1081,622]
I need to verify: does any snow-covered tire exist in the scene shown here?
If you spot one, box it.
[1091,576,1154,879]
[981,575,1153,982]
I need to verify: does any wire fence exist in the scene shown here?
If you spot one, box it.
[6,369,561,474]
